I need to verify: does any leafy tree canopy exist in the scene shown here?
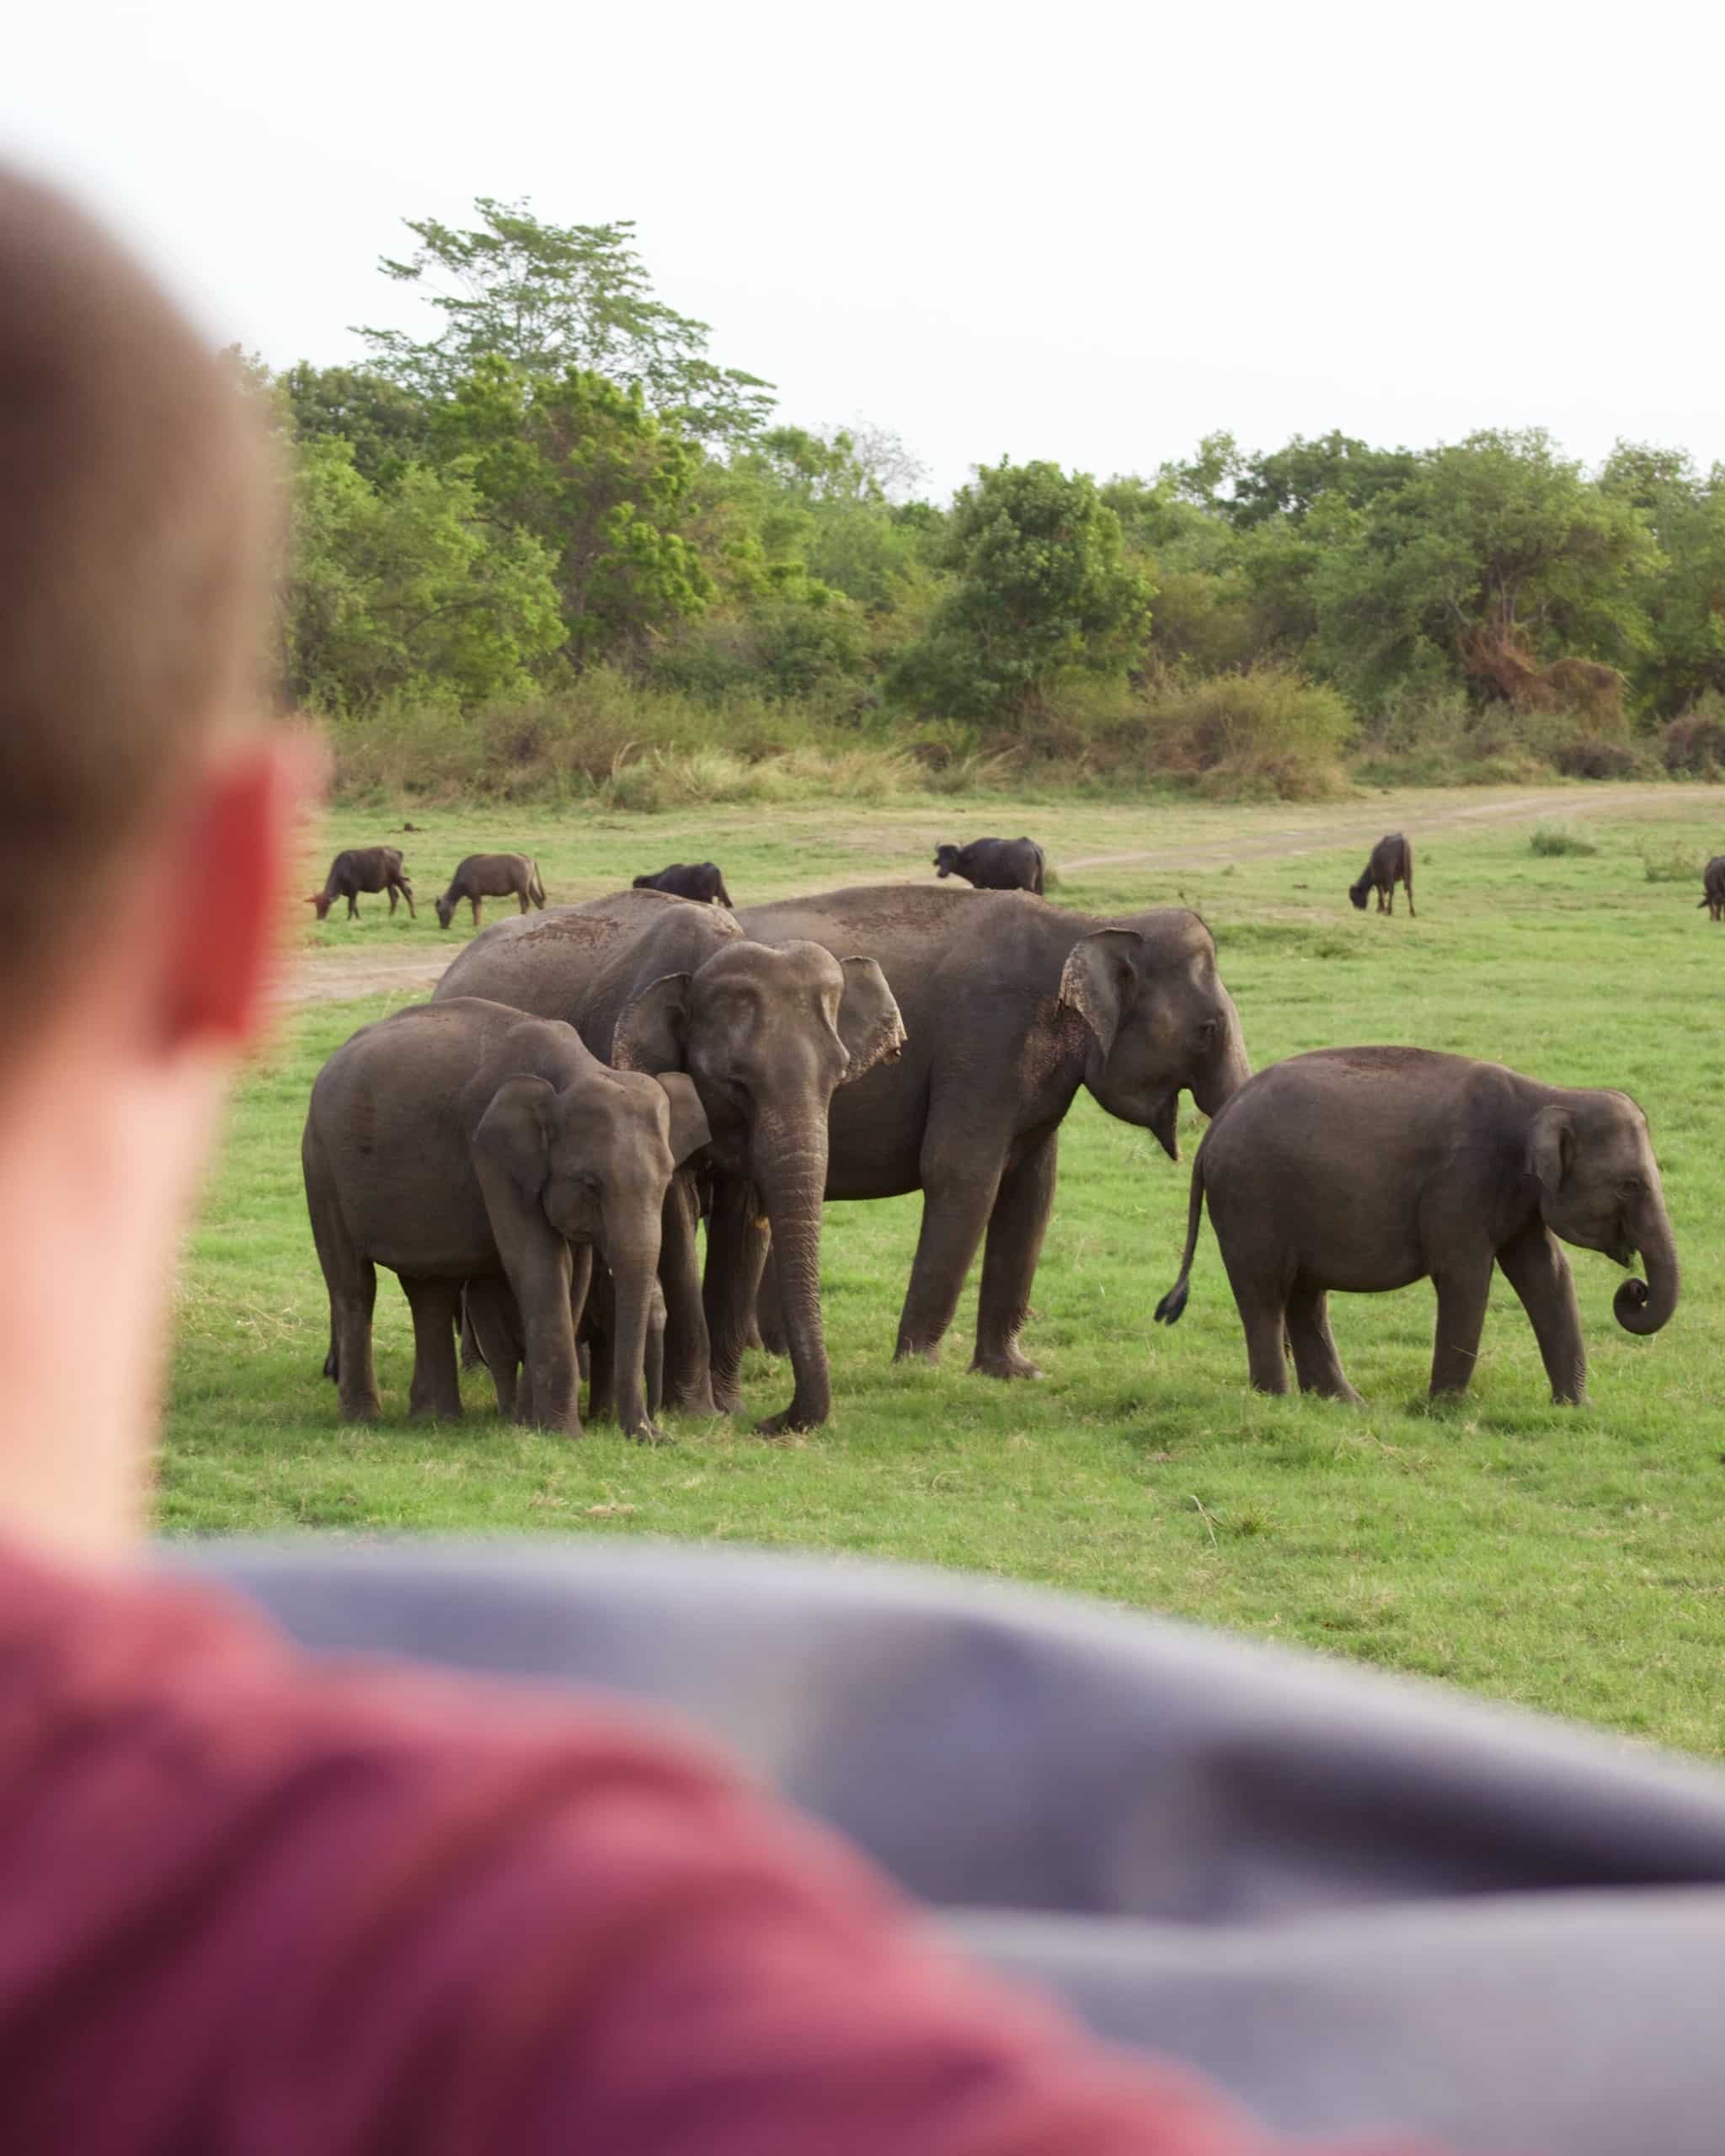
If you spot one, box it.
[359,199,775,444]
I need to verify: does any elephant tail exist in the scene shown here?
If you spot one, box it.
[323,1326,339,1381]
[529,859,547,907]
[1698,894,1711,908]
[1154,1151,1209,1326]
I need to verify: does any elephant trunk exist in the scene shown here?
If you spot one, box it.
[1615,1197,1680,1337]
[754,1108,832,1432]
[1194,995,1252,1119]
[601,1216,664,1439]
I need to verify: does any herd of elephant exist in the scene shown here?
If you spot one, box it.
[301,817,1683,1442]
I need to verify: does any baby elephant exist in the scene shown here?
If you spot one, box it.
[1156,1047,1679,1406]
[1698,856,1725,921]
[633,862,734,907]
[303,998,709,1440]
[435,852,547,929]
[932,836,1046,894]
[1348,832,1415,915]
[307,846,414,921]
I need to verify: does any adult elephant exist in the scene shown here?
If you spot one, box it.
[738,885,1251,1378]
[435,890,905,1433]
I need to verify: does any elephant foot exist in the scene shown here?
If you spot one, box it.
[754,1404,822,1438]
[338,1397,382,1424]
[408,1397,462,1422]
[971,1347,1044,1382]
[626,1420,675,1447]
[668,1383,718,1417]
[893,1338,942,1367]
[711,1378,745,1416]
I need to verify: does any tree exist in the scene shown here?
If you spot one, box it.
[893,459,1151,720]
[1599,443,1725,716]
[1315,430,1657,709]
[1227,430,1418,528]
[277,363,432,488]
[433,357,713,660]
[281,439,565,714]
[359,200,774,443]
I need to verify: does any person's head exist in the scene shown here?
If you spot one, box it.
[0,167,298,1563]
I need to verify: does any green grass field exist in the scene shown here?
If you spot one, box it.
[171,784,1725,1756]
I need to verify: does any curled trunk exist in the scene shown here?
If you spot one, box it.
[1615,1199,1680,1337]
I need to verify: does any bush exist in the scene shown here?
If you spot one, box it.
[1549,734,1649,779]
[1530,825,1598,857]
[1661,693,1725,777]
[1140,664,1353,799]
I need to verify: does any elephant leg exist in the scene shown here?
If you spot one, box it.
[331,1273,381,1421]
[1217,1241,1290,1394]
[1286,1280,1360,1402]
[755,1242,788,1358]
[1497,1221,1588,1405]
[971,1132,1057,1380]
[462,1278,521,1420]
[897,1157,1006,1364]
[402,1276,464,1419]
[659,1173,716,1414]
[1429,1258,1494,1398]
[703,1173,771,1414]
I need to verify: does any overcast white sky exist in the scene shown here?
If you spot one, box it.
[5,0,1721,498]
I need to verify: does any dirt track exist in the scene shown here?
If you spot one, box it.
[275,784,1688,1009]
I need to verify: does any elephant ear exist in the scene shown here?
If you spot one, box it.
[613,973,691,1073]
[835,957,907,1084]
[1057,930,1142,1055]
[473,1075,556,1202]
[1528,1104,1576,1198]
[653,1071,712,1166]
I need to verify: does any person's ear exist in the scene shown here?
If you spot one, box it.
[163,732,317,1049]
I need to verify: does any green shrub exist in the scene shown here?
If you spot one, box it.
[1530,825,1598,857]
[1661,693,1725,777]
[1141,664,1353,799]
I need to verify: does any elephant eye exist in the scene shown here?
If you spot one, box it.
[1618,1175,1644,1198]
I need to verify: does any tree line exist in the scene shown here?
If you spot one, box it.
[243,199,1725,792]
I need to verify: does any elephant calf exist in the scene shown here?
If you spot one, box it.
[1698,856,1725,921]
[633,862,734,908]
[1348,833,1414,915]
[435,852,547,929]
[933,836,1045,894]
[303,998,708,1439]
[1156,1047,1678,1406]
[307,845,414,921]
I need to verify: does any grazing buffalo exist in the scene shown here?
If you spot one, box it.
[633,862,734,908]
[1348,833,1416,916]
[435,852,548,929]
[307,846,414,922]
[1699,857,1725,921]
[932,836,1045,895]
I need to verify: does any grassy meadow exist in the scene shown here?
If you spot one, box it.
[171,783,1725,1757]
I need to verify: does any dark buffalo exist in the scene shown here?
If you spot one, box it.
[932,836,1045,894]
[307,846,414,921]
[1348,833,1416,916]
[633,862,734,908]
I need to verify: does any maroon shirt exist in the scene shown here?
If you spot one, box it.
[0,1542,1428,2153]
